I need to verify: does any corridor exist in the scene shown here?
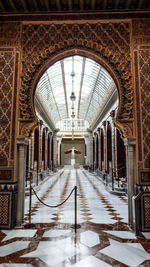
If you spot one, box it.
[0,168,150,267]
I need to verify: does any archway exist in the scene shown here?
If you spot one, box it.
[18,44,135,230]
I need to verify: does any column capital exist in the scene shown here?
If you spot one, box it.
[39,120,43,128]
[124,138,136,147]
[110,110,115,118]
[103,121,107,127]
[17,137,29,146]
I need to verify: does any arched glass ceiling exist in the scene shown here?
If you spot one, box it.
[35,55,116,127]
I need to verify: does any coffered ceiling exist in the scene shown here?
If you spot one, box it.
[0,0,149,14]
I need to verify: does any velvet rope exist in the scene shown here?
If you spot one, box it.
[31,186,75,208]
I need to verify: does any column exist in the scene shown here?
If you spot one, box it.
[57,135,62,166]
[124,138,136,229]
[110,110,117,177]
[53,131,58,167]
[103,121,107,172]
[30,131,34,170]
[94,132,97,169]
[89,133,93,166]
[16,138,29,226]
[45,127,49,170]
[49,132,52,169]
[97,128,101,170]
[39,120,43,172]
[84,135,89,165]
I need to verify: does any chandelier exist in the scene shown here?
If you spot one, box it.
[70,57,76,140]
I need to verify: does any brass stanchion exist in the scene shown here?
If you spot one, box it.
[112,168,114,191]
[24,172,35,228]
[71,186,81,230]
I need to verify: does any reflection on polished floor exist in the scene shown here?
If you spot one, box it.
[0,167,150,267]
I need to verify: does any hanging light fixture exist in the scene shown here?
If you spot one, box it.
[70,57,76,140]
[71,111,75,118]
[70,92,76,101]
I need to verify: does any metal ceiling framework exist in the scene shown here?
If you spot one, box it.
[35,55,116,128]
[0,0,149,13]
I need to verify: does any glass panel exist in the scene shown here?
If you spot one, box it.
[35,55,116,127]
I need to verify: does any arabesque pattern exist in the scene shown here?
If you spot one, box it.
[21,22,133,132]
[139,49,150,168]
[0,49,15,166]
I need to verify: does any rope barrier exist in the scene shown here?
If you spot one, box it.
[25,173,81,230]
[31,186,75,208]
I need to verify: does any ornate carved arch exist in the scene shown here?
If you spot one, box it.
[20,22,134,138]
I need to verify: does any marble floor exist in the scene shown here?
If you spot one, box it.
[0,167,150,267]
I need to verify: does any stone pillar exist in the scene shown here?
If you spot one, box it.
[49,132,52,169]
[53,131,57,167]
[39,120,43,172]
[97,128,101,170]
[103,121,107,172]
[30,131,34,170]
[124,138,136,229]
[27,138,31,173]
[57,135,62,166]
[45,127,49,170]
[94,133,97,169]
[89,133,93,166]
[110,111,116,177]
[84,135,89,165]
[114,127,118,179]
[16,138,29,226]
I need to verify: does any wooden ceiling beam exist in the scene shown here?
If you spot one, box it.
[20,0,28,11]
[125,0,132,9]
[68,0,72,10]
[9,0,17,11]
[80,0,84,10]
[91,0,96,10]
[32,0,40,11]
[56,0,61,11]
[114,0,120,9]
[137,0,143,9]
[102,0,107,10]
[0,1,6,11]
[44,0,50,10]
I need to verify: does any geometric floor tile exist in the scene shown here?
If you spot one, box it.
[99,238,150,267]
[142,232,150,239]
[22,238,80,266]
[2,229,37,241]
[0,265,32,267]
[43,229,71,237]
[103,230,136,239]
[80,230,100,247]
[72,255,112,267]
[1,168,150,267]
[0,241,30,257]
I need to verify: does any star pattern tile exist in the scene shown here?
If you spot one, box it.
[0,168,150,267]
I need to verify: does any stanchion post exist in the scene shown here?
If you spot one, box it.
[71,186,81,230]
[29,175,32,224]
[24,171,35,228]
[112,168,114,191]
[74,186,77,228]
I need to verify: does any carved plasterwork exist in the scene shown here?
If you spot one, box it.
[0,48,19,167]
[139,48,150,168]
[20,22,133,138]
[114,120,134,139]
[132,19,150,169]
[132,19,150,48]
[0,23,21,47]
